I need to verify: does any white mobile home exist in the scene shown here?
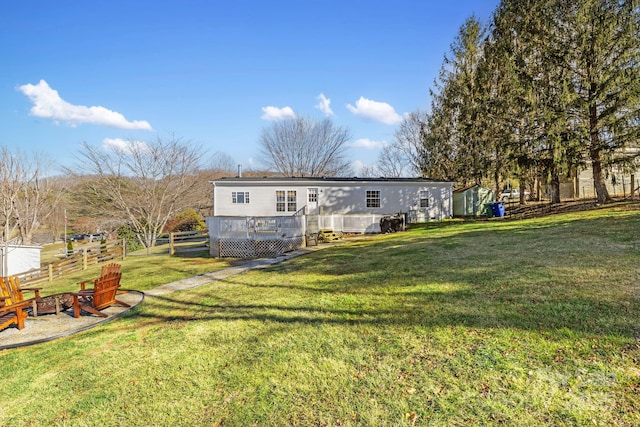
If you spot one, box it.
[210,177,454,227]
[206,177,453,257]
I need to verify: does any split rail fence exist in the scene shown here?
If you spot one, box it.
[19,239,126,286]
[169,230,210,255]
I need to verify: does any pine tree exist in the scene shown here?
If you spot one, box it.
[568,0,640,203]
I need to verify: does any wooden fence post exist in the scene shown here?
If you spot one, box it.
[48,264,53,282]
[170,232,175,256]
[122,238,126,261]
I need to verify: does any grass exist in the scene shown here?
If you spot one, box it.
[1,206,639,426]
[27,245,237,295]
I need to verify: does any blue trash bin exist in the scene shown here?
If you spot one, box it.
[491,202,505,217]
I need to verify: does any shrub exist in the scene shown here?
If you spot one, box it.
[116,224,143,252]
[164,209,206,232]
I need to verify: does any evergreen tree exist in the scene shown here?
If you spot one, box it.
[568,0,640,203]
[422,16,488,185]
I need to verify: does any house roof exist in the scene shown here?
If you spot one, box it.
[211,176,454,185]
[453,185,493,193]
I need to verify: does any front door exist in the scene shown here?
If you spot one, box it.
[307,188,319,215]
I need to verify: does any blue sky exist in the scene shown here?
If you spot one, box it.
[0,0,499,175]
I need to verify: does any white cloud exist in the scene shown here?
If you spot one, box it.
[103,137,149,153]
[346,96,403,125]
[18,79,153,130]
[352,160,365,172]
[315,93,334,116]
[349,138,388,150]
[261,106,296,121]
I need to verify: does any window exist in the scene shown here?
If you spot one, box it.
[419,190,429,208]
[232,191,249,204]
[308,188,318,203]
[276,191,285,212]
[366,190,380,208]
[287,190,297,212]
[276,190,297,212]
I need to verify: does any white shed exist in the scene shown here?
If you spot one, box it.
[0,244,41,276]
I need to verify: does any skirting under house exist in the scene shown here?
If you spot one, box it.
[210,236,304,258]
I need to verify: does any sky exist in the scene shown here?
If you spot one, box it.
[0,0,500,176]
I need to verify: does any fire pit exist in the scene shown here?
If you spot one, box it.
[34,294,74,316]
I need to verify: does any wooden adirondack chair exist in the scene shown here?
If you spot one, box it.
[1,276,42,304]
[71,272,130,318]
[0,300,29,331]
[78,263,121,290]
[0,278,30,330]
[0,276,42,315]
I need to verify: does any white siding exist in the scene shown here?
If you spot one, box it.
[213,184,311,216]
[212,179,453,219]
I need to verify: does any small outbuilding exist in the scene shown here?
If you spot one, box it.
[453,185,494,217]
[0,244,41,276]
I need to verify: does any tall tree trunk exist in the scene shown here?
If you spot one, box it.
[590,149,610,203]
[589,84,610,204]
[532,176,539,201]
[550,170,561,204]
[493,169,501,202]
[518,177,527,205]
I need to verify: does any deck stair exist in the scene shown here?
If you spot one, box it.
[318,229,341,243]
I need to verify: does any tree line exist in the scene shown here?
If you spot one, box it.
[393,0,640,204]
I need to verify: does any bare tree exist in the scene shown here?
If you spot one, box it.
[67,136,202,253]
[376,145,410,177]
[357,164,379,178]
[393,110,428,175]
[259,117,352,177]
[0,147,62,245]
[207,151,237,176]
[14,155,63,245]
[0,147,62,274]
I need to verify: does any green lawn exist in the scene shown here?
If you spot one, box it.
[1,206,639,426]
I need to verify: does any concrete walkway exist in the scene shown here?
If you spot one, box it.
[0,247,318,350]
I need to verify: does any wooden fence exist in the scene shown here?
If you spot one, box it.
[18,239,126,286]
[169,230,209,255]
